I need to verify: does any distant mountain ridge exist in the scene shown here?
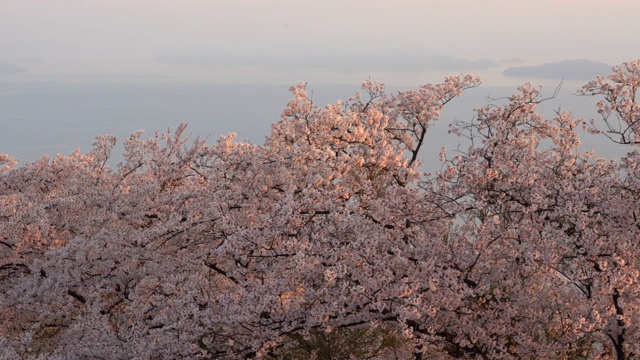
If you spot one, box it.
[503,59,611,80]
[0,60,26,74]
[155,46,500,72]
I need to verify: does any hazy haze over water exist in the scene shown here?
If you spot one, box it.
[3,0,639,84]
[1,0,639,164]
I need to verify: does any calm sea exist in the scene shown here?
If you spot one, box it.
[0,78,629,171]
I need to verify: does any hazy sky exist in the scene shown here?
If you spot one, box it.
[2,0,638,163]
[2,0,640,85]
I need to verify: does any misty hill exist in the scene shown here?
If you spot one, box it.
[0,60,26,74]
[499,58,524,64]
[155,45,499,72]
[503,59,611,80]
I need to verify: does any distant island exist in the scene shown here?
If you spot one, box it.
[155,46,500,72]
[503,59,611,80]
[499,58,525,64]
[0,60,26,74]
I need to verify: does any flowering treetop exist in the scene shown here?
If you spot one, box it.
[2,61,640,359]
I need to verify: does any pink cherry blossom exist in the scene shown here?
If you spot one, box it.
[2,62,640,358]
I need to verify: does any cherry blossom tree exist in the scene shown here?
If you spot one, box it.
[580,59,640,145]
[1,60,640,359]
[440,84,632,358]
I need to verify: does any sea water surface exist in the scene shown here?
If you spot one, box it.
[0,77,630,171]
